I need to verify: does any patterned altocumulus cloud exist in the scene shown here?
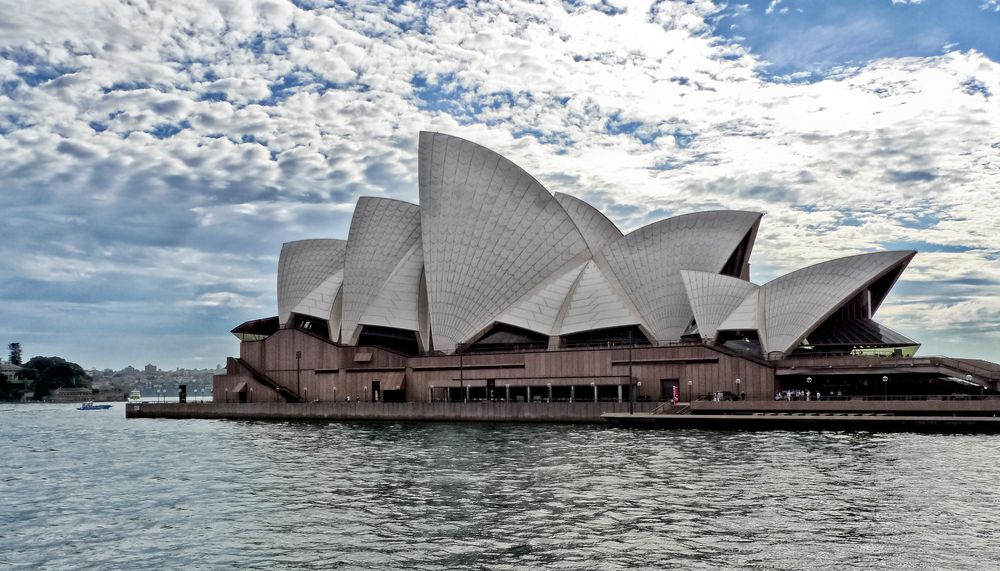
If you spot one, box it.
[0,0,998,368]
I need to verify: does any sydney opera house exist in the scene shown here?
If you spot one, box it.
[213,132,998,408]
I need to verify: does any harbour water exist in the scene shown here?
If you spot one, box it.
[2,403,1000,570]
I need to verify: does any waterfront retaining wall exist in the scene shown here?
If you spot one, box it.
[692,398,1000,415]
[126,401,660,423]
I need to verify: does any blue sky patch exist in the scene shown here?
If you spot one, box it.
[149,121,190,139]
[882,240,974,254]
[715,1,1000,80]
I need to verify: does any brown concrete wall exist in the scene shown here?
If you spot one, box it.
[213,358,283,403]
[214,329,776,404]
[127,401,659,423]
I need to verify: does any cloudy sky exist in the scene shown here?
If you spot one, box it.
[1,0,998,370]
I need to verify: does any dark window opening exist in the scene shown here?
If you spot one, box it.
[440,383,630,403]
[868,265,906,313]
[720,226,756,279]
[357,325,420,355]
[561,325,651,348]
[718,330,763,356]
[681,318,701,339]
[832,289,871,321]
[464,323,549,353]
[790,317,917,357]
[660,378,680,402]
[292,313,330,339]
[381,390,406,402]
[231,316,280,341]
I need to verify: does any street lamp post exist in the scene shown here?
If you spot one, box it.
[629,379,641,415]
[735,378,741,400]
[882,376,888,400]
[687,380,693,402]
[295,350,302,398]
[806,377,812,400]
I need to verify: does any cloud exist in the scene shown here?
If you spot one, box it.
[0,0,998,366]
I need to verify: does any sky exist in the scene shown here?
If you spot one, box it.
[0,0,998,370]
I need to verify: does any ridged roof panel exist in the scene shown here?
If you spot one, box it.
[554,192,623,255]
[497,262,587,335]
[341,197,422,341]
[558,260,643,335]
[356,242,424,336]
[760,251,916,355]
[680,270,760,339]
[717,289,761,332]
[600,210,762,341]
[418,132,590,350]
[277,239,347,326]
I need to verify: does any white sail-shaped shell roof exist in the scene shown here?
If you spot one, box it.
[270,131,916,357]
[341,197,422,343]
[355,242,424,340]
[276,239,347,330]
[557,260,645,335]
[418,131,591,350]
[554,192,623,255]
[599,211,762,341]
[496,262,588,336]
[681,270,760,340]
[717,289,762,332]
[759,250,915,355]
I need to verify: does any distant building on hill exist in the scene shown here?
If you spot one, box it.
[51,387,94,403]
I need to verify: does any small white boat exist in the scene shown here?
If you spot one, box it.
[129,389,141,402]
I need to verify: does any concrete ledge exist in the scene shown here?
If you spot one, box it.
[603,413,1000,433]
[692,399,1000,415]
[126,401,659,423]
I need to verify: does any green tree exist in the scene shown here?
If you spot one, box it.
[8,342,22,366]
[17,356,91,400]
[0,372,27,402]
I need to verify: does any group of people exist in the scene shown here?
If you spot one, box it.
[774,389,828,401]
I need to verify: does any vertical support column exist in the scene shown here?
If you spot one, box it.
[527,386,532,403]
[505,384,510,402]
[338,368,347,403]
[617,385,623,403]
